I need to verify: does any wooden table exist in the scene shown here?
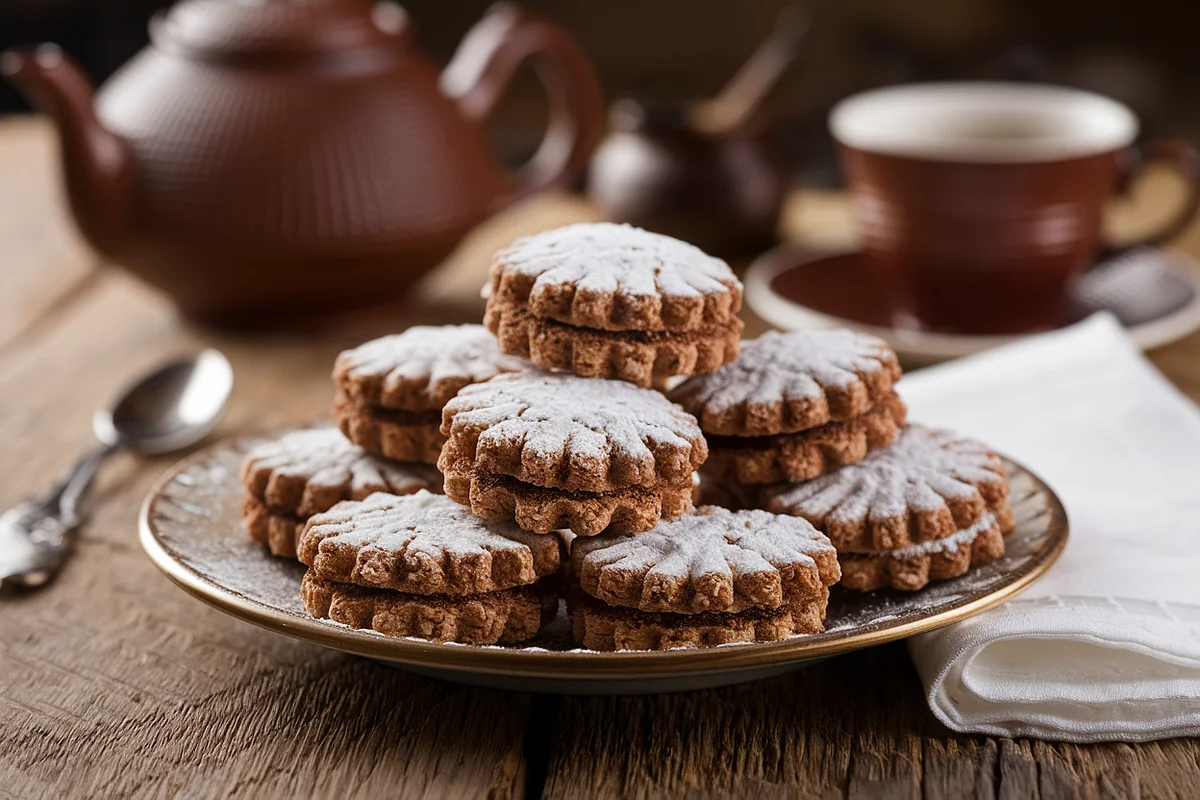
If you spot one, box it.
[3,116,1200,799]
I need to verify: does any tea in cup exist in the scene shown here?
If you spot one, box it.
[830,83,1200,334]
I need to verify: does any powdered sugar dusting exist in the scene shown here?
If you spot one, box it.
[303,490,548,564]
[244,428,440,510]
[444,372,703,474]
[672,330,893,414]
[497,223,739,301]
[336,325,526,410]
[764,425,1002,524]
[573,506,836,585]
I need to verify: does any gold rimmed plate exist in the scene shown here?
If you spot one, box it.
[139,435,1068,694]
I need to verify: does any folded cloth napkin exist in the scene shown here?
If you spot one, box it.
[900,313,1200,743]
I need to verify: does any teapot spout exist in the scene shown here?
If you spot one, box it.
[2,45,134,257]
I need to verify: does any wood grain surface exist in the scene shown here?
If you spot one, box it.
[2,117,1200,799]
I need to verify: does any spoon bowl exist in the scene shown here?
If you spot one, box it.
[93,350,234,454]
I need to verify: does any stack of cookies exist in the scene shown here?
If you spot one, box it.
[298,491,561,644]
[240,323,520,560]
[760,425,1014,591]
[484,222,744,387]
[241,427,441,558]
[569,506,840,650]
[437,371,707,536]
[237,220,1019,651]
[334,324,525,463]
[670,330,906,486]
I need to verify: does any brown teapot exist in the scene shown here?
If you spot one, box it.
[2,1,604,328]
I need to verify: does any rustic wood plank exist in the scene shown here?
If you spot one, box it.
[0,273,531,799]
[0,116,98,350]
[922,737,997,800]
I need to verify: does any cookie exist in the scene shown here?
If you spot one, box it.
[449,471,694,536]
[439,371,707,493]
[669,330,902,437]
[838,513,1005,592]
[241,427,442,557]
[333,324,525,462]
[571,506,840,614]
[760,424,1013,554]
[702,392,907,484]
[302,573,556,645]
[488,305,742,389]
[568,587,828,651]
[439,371,705,534]
[484,223,744,386]
[297,490,560,595]
[486,222,743,331]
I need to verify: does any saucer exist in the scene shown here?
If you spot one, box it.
[745,246,1200,365]
[139,434,1066,695]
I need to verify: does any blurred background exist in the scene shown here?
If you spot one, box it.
[6,0,1200,188]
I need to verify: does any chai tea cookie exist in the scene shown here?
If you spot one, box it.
[439,371,707,492]
[241,427,442,558]
[302,572,556,645]
[701,392,907,484]
[761,424,1013,554]
[568,587,829,651]
[838,514,1005,592]
[439,371,705,534]
[488,307,743,389]
[669,330,902,437]
[571,506,839,615]
[333,324,526,462]
[449,472,695,536]
[298,490,560,596]
[484,223,744,386]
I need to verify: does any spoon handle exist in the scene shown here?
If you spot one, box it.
[0,443,116,590]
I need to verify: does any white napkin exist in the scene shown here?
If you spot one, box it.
[899,313,1200,743]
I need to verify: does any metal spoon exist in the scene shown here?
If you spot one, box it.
[0,350,234,590]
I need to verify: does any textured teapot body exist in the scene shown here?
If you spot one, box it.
[3,1,604,328]
[94,44,505,324]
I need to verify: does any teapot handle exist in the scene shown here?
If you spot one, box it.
[441,3,605,210]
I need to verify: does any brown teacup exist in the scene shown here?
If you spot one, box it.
[831,83,1200,334]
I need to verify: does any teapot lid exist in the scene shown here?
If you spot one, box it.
[152,0,410,61]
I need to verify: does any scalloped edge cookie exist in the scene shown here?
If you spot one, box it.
[298,491,561,596]
[439,371,708,493]
[760,425,1014,553]
[486,305,742,388]
[669,330,902,437]
[444,470,694,536]
[568,587,829,651]
[487,222,743,333]
[570,506,840,614]
[333,324,526,412]
[302,572,557,644]
[838,514,1005,592]
[701,393,907,485]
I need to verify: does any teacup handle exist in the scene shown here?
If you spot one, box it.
[1106,139,1200,251]
[442,3,605,211]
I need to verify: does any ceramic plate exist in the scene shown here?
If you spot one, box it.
[745,246,1200,366]
[140,435,1068,695]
